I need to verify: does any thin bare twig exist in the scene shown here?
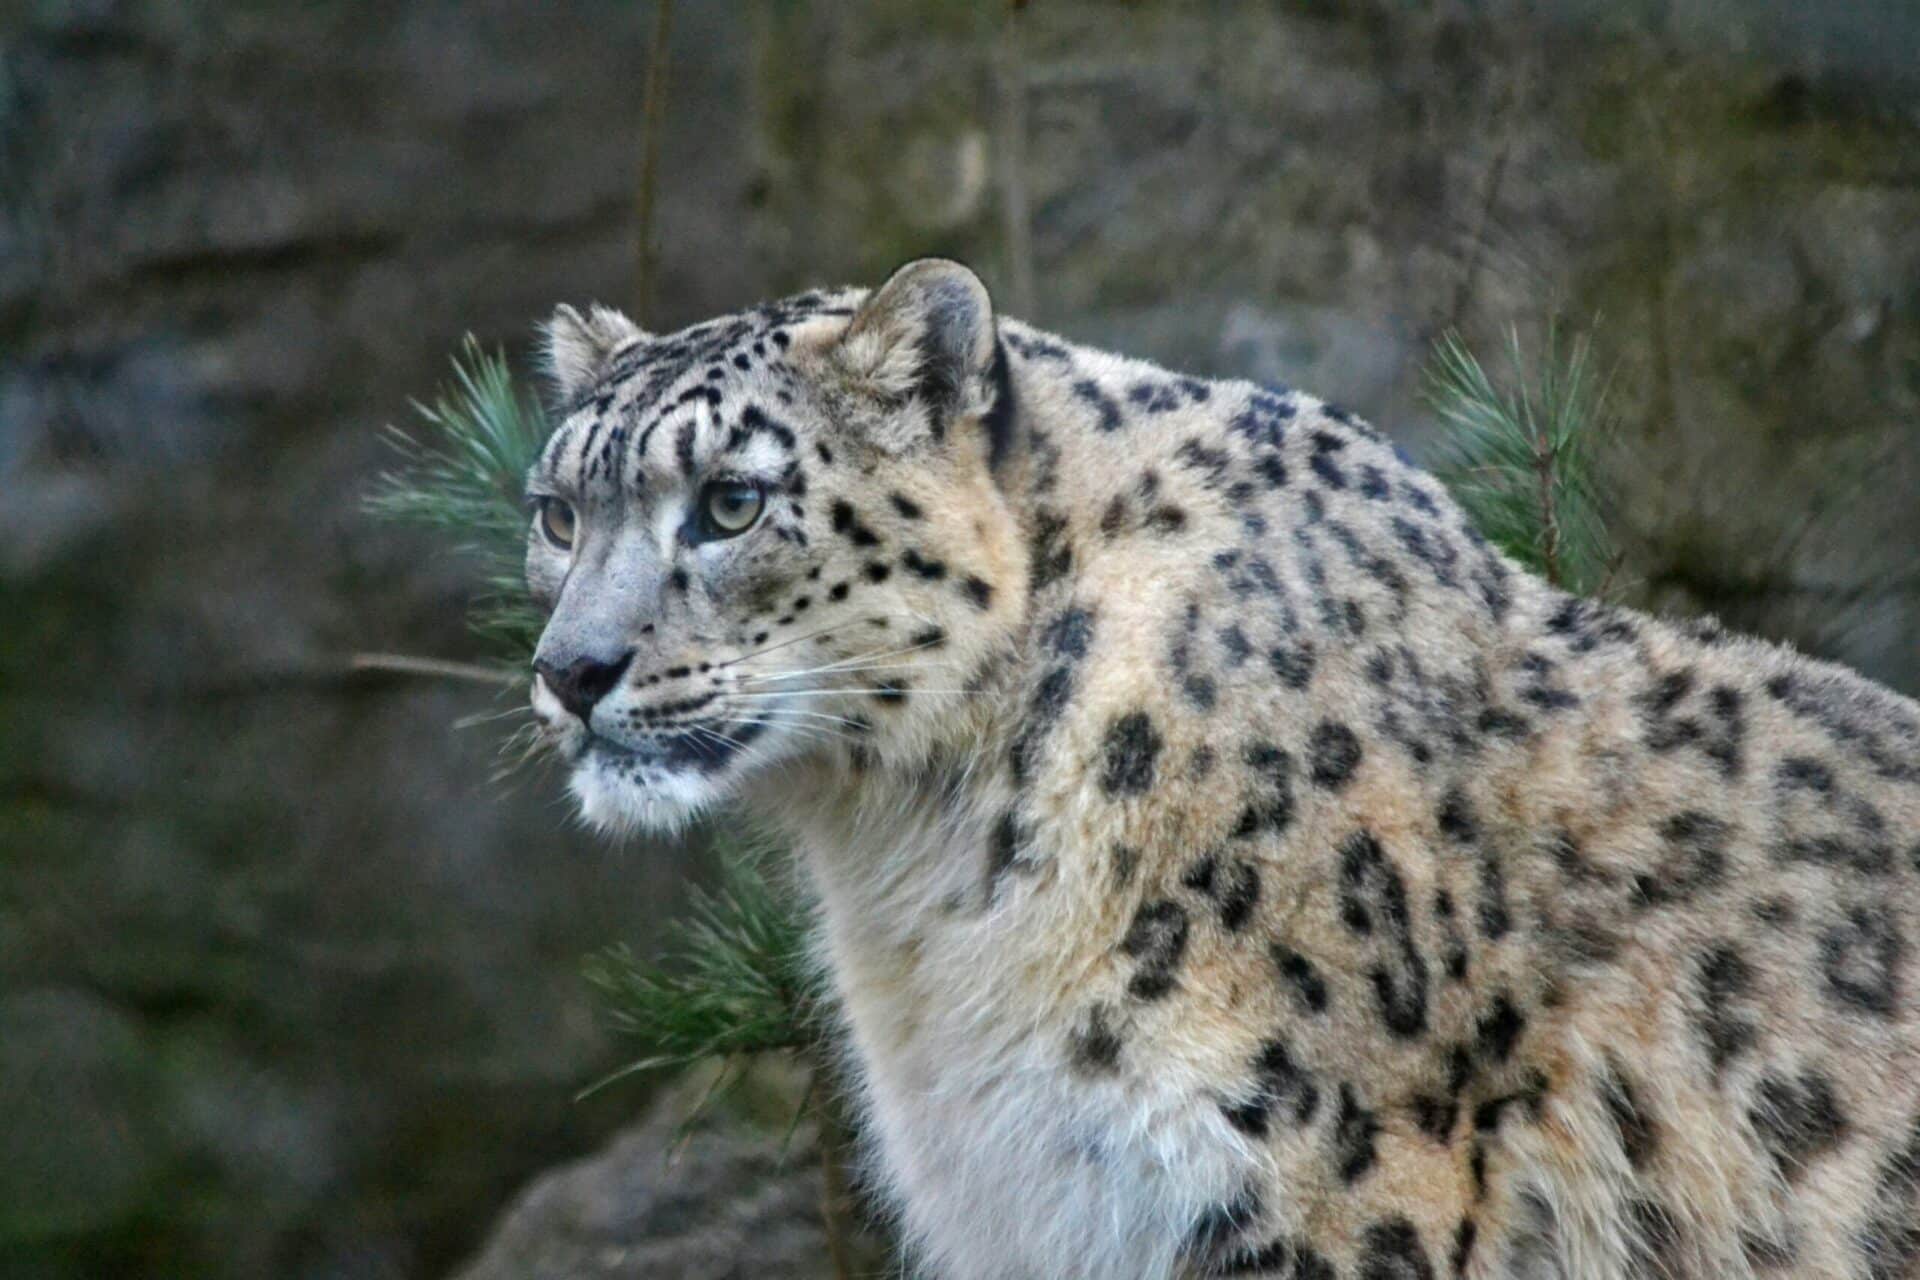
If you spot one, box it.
[635,0,676,323]
[349,652,522,688]
[993,0,1035,319]
[1446,136,1512,334]
[1593,548,1629,602]
[1440,34,1531,337]
[1637,78,1680,451]
[1533,429,1563,588]
[814,1079,859,1280]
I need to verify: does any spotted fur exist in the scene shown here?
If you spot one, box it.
[520,260,1920,1279]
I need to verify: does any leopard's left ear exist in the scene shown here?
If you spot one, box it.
[542,303,647,404]
[832,258,1008,460]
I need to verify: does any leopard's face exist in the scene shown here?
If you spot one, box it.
[524,261,1020,834]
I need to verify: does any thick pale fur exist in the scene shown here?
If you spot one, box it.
[520,260,1920,1280]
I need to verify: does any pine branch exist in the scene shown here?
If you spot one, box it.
[1423,325,1617,597]
[582,834,867,1264]
[365,336,551,666]
[580,835,825,1096]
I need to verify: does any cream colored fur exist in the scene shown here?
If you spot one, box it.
[520,261,1920,1279]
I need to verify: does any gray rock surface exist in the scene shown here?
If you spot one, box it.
[452,1104,842,1280]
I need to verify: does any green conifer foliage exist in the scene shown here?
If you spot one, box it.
[1424,326,1617,597]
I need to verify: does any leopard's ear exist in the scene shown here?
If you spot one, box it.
[832,258,1002,455]
[542,303,646,403]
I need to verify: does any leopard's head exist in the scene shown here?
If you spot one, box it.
[524,260,1024,834]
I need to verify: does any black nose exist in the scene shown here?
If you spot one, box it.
[535,650,635,721]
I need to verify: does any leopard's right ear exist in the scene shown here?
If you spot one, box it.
[829,258,1006,460]
[542,303,646,403]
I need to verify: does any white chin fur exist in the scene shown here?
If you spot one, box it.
[567,754,718,838]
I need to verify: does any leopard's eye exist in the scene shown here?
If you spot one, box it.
[699,481,765,539]
[537,497,577,550]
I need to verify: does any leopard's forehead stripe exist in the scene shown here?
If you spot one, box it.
[543,290,857,499]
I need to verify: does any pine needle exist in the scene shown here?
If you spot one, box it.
[579,834,826,1106]
[365,336,551,663]
[1423,325,1617,597]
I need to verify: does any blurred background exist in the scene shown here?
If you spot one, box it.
[3,1,1917,1276]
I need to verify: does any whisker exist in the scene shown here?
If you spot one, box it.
[658,706,864,732]
[741,656,952,687]
[740,660,957,687]
[490,723,551,783]
[771,706,869,723]
[783,636,939,667]
[687,721,784,753]
[456,704,536,730]
[714,716,843,748]
[729,687,984,698]
[716,610,942,672]
[660,710,840,752]
[714,622,847,670]
[729,722,844,747]
[738,638,953,686]
[730,704,870,726]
